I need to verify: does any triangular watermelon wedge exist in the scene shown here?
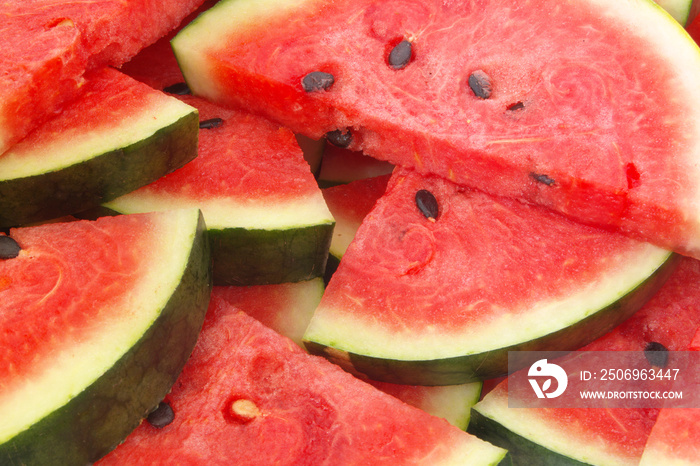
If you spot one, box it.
[304,168,676,385]
[171,0,700,260]
[98,291,507,465]
[0,67,199,228]
[214,280,482,430]
[0,0,206,154]
[0,209,211,465]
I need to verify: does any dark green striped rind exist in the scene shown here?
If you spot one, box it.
[467,409,589,466]
[0,210,212,465]
[305,252,680,385]
[209,222,334,285]
[0,110,198,228]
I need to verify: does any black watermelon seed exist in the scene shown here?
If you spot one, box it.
[644,341,669,368]
[468,70,492,99]
[507,101,525,111]
[415,189,439,220]
[163,82,191,95]
[326,129,352,148]
[147,401,175,428]
[388,40,412,70]
[199,118,224,130]
[302,71,335,92]
[0,236,21,259]
[530,172,555,186]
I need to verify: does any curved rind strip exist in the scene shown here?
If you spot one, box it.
[467,409,589,466]
[0,111,198,228]
[305,252,678,385]
[105,195,335,286]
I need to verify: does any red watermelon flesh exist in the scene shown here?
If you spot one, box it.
[322,174,391,258]
[0,216,147,384]
[214,279,481,430]
[639,402,700,464]
[472,256,700,465]
[0,0,206,154]
[116,31,326,212]
[1,66,190,170]
[172,0,700,259]
[98,292,507,465]
[639,326,700,465]
[305,168,673,383]
[213,280,324,348]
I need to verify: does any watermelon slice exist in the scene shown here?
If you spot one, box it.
[172,0,700,260]
[322,174,391,261]
[0,208,211,465]
[305,168,676,385]
[0,67,198,228]
[638,327,700,465]
[214,280,326,348]
[108,35,334,286]
[640,407,700,465]
[468,256,700,465]
[0,0,206,154]
[98,292,507,465]
[214,279,481,429]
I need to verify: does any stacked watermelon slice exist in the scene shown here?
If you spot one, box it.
[4,0,700,464]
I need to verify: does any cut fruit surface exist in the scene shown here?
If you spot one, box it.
[0,0,206,154]
[214,279,325,348]
[0,67,198,228]
[305,169,676,384]
[215,279,481,429]
[172,0,700,259]
[110,33,334,285]
[0,208,211,465]
[98,293,507,465]
[322,174,391,260]
[468,256,700,466]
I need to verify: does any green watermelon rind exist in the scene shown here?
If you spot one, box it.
[101,197,335,286]
[208,223,334,285]
[0,110,199,228]
[0,210,212,465]
[467,409,589,466]
[305,252,680,385]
